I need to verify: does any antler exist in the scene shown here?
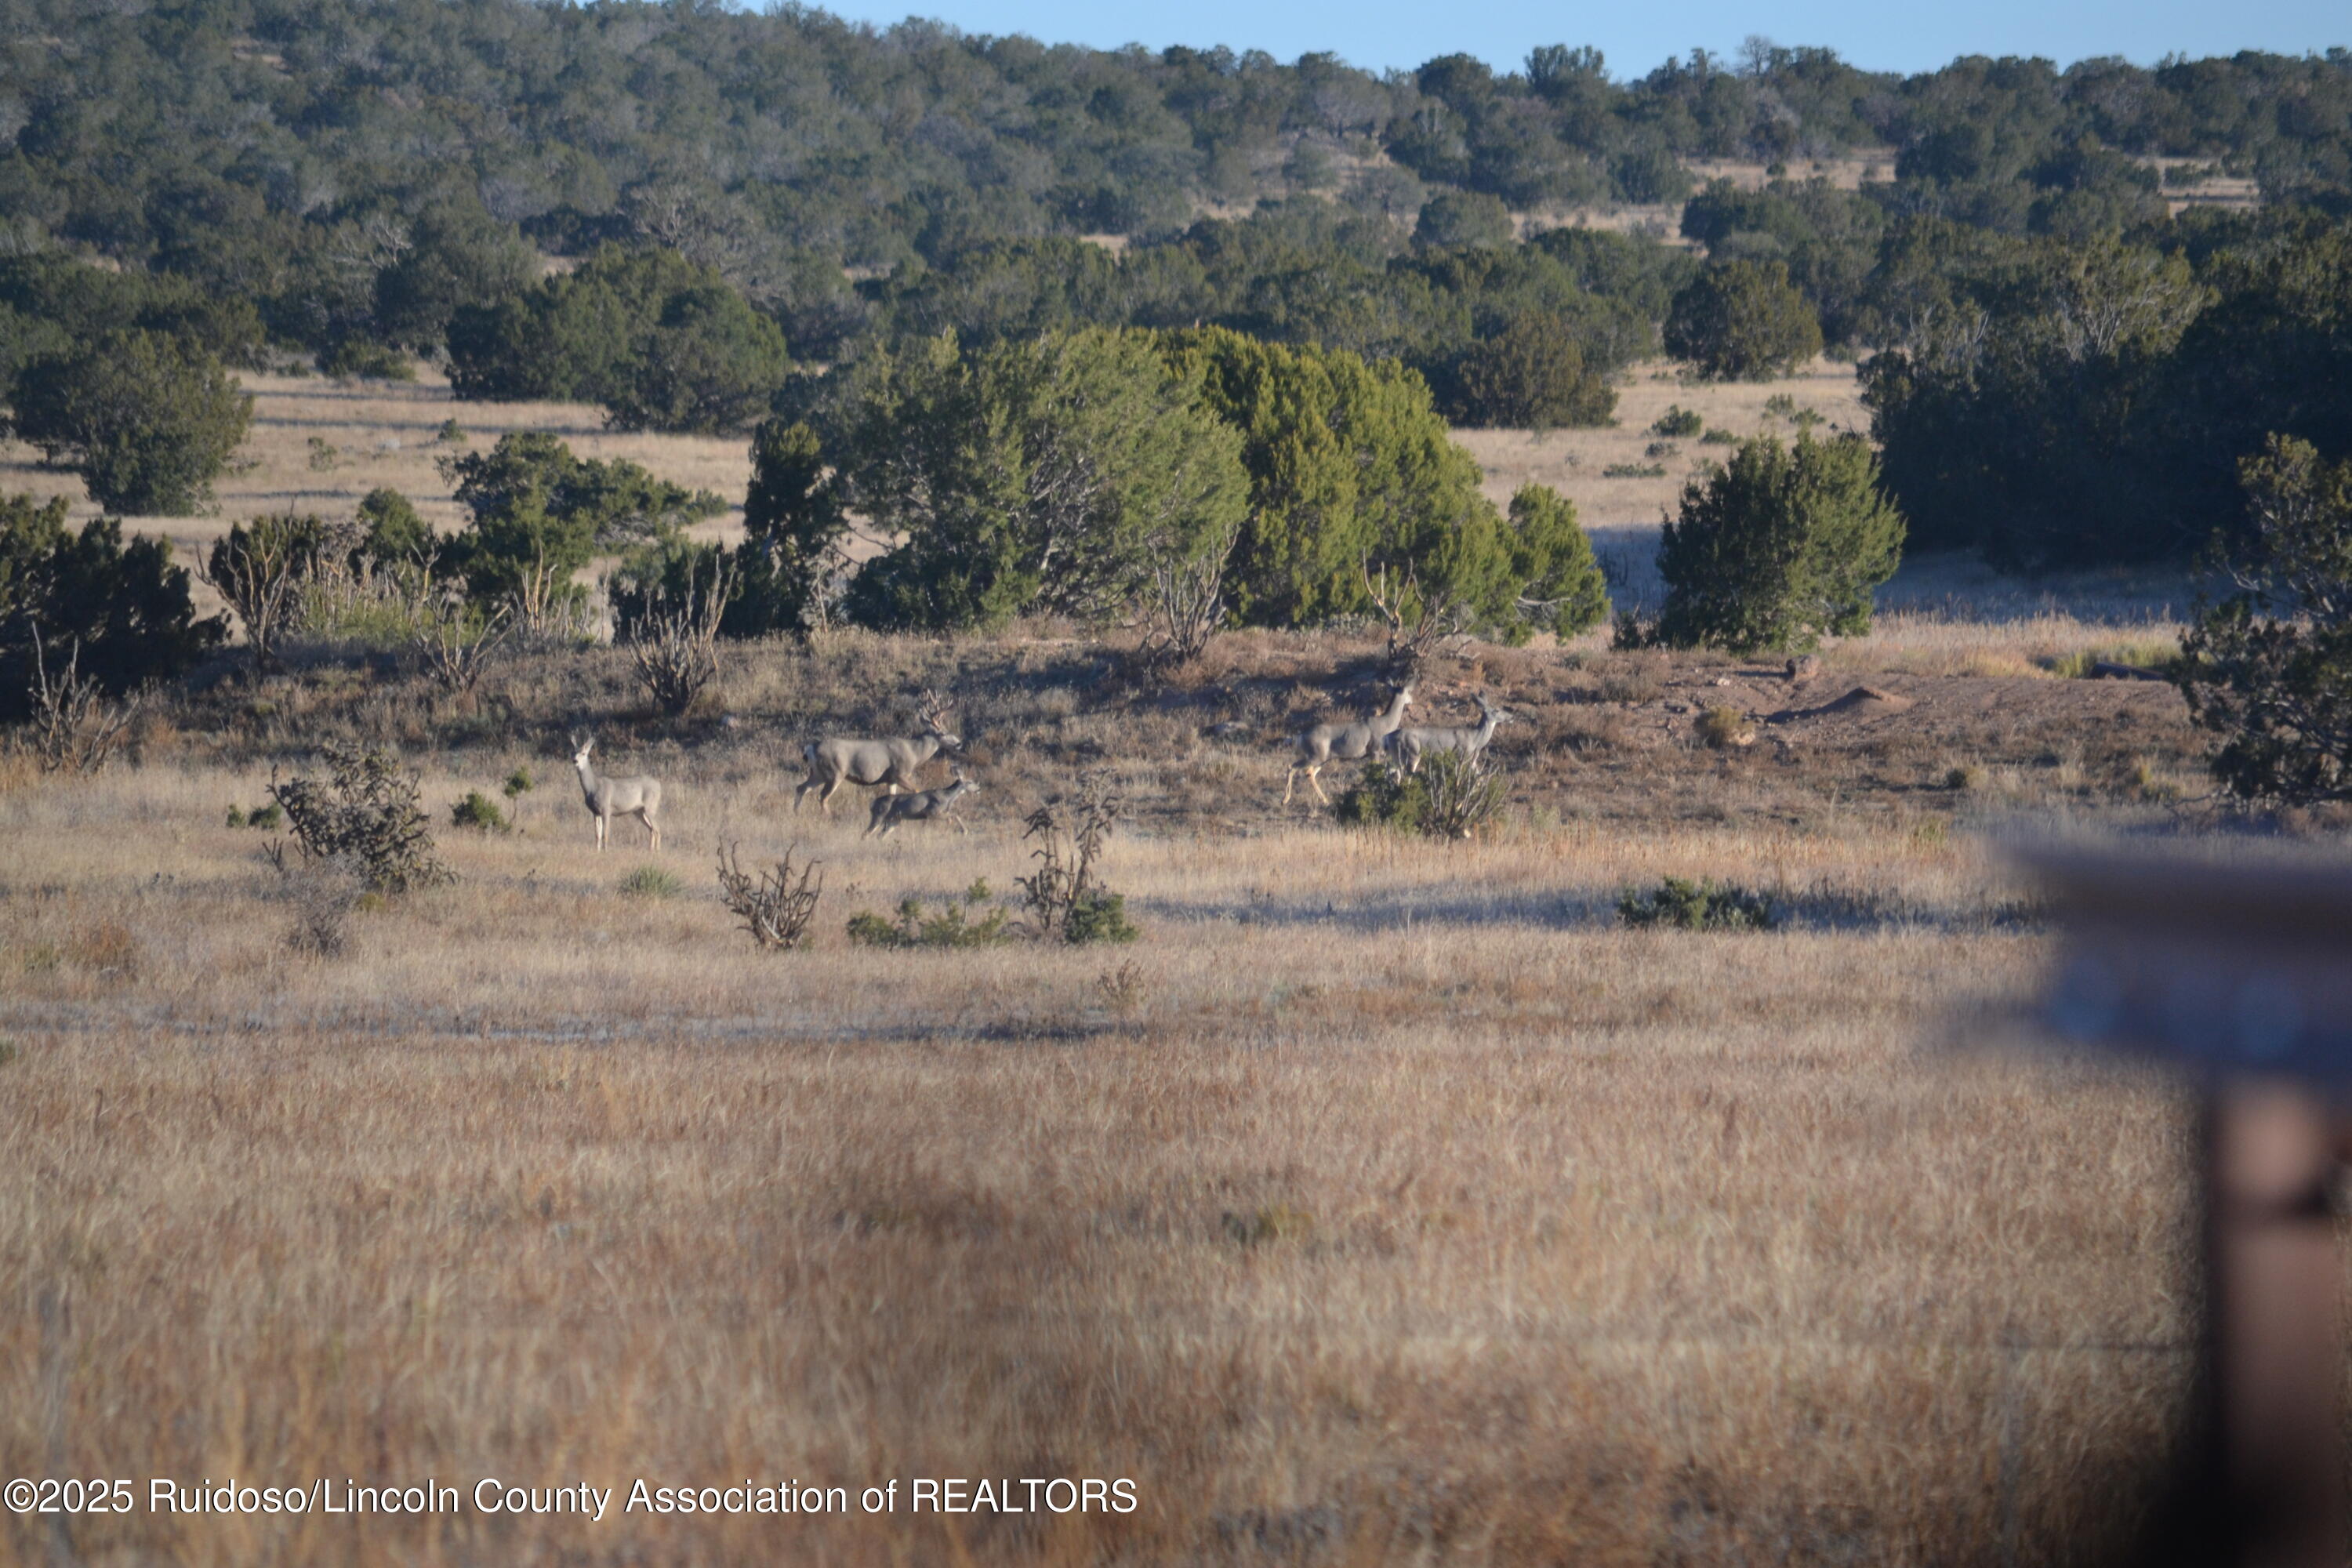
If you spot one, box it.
[916,687,953,728]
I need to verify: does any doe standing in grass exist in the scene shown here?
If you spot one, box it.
[1284,684,1414,805]
[1385,693,1510,774]
[570,734,662,851]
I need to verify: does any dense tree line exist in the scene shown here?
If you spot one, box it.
[0,0,2343,365]
[2,0,2347,574]
[1861,211,2352,565]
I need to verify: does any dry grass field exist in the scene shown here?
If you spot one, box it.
[0,368,2313,1566]
[0,369,757,617]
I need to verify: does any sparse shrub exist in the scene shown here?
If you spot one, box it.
[2042,642,2180,679]
[1602,462,1668,479]
[716,841,823,949]
[1763,394,1798,419]
[278,855,361,959]
[1652,405,1704,437]
[1062,890,1140,945]
[225,804,245,828]
[1094,960,1147,1016]
[1335,758,1429,833]
[1696,704,1755,748]
[306,436,340,472]
[268,742,452,894]
[13,626,142,775]
[1222,1203,1314,1246]
[321,339,415,382]
[1336,750,1505,840]
[503,768,534,799]
[1645,441,1679,459]
[619,865,683,898]
[1945,764,1987,790]
[1700,427,1739,445]
[2127,756,2178,802]
[249,802,281,830]
[201,511,344,663]
[450,790,508,833]
[408,591,515,694]
[1018,770,1137,943]
[437,418,466,445]
[1617,877,1779,931]
[612,545,735,716]
[846,888,1011,949]
[1418,748,1508,840]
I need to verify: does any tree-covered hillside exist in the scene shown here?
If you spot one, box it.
[3,2,2350,572]
[1,0,2346,352]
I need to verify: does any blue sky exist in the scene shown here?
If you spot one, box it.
[780,0,2348,78]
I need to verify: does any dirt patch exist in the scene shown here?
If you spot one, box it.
[1770,684,1915,724]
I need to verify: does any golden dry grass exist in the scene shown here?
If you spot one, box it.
[0,368,754,623]
[1457,358,1872,531]
[0,366,2288,1566]
[0,612,2241,1568]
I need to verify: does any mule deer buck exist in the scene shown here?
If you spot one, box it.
[865,772,979,838]
[1283,684,1413,805]
[570,734,663,851]
[1385,693,1509,775]
[794,690,960,815]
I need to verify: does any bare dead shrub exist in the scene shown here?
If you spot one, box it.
[17,627,140,775]
[278,855,362,959]
[621,554,735,717]
[408,587,516,695]
[717,840,823,950]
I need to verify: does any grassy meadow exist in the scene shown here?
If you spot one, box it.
[0,361,2287,1566]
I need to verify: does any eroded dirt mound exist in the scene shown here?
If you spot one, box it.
[1773,684,1915,723]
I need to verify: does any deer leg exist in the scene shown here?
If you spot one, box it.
[1308,765,1330,805]
[818,778,840,815]
[595,813,607,851]
[644,811,659,852]
[1282,765,1298,805]
[953,815,968,834]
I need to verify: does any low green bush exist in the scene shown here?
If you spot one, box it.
[449,790,508,833]
[1651,405,1704,437]
[1602,462,1667,479]
[1335,751,1506,840]
[619,866,683,898]
[1334,760,1429,833]
[1617,877,1779,931]
[847,884,1011,949]
[1062,889,1140,945]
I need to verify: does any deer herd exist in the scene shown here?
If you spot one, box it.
[568,682,1506,850]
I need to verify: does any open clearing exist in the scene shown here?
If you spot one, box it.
[0,371,2293,1566]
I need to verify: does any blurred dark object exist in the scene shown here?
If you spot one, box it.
[2031,848,2352,1568]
